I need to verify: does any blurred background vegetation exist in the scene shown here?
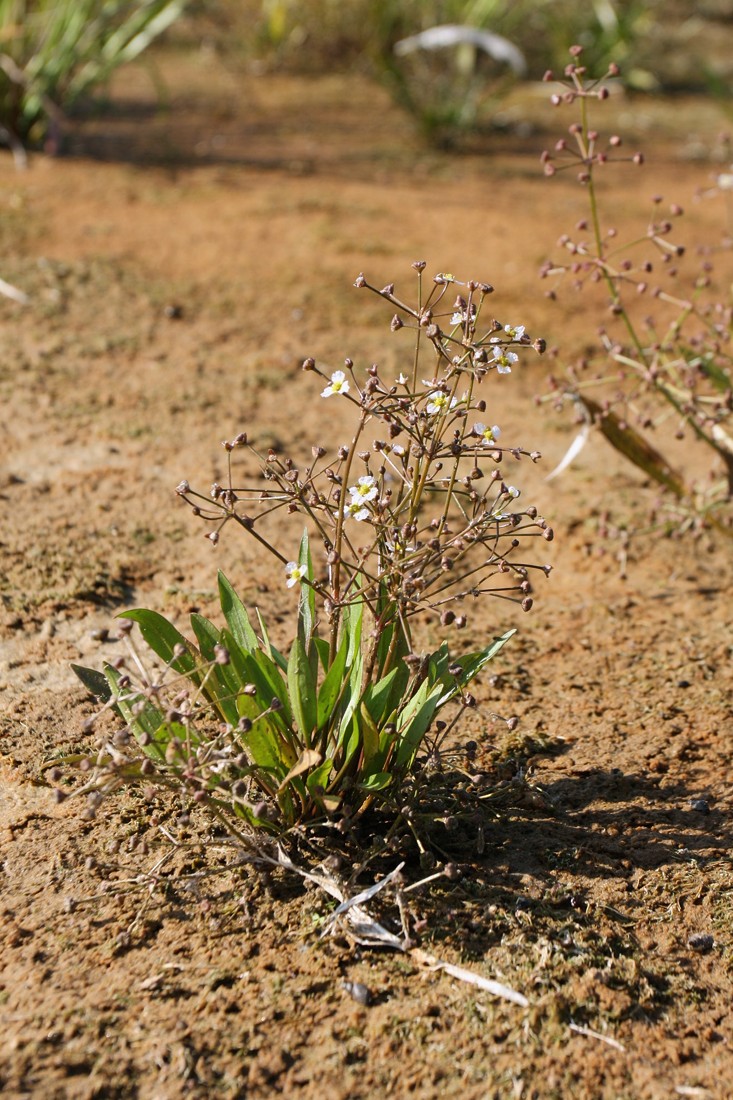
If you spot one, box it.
[2,0,733,153]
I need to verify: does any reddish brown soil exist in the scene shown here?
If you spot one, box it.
[1,50,732,1100]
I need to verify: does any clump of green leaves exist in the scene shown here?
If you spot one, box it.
[0,0,188,158]
[540,49,733,535]
[72,265,552,838]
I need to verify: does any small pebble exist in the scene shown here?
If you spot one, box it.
[687,933,714,953]
[342,980,371,1005]
[689,799,710,814]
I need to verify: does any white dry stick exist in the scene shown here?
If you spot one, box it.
[0,277,29,305]
[568,1021,626,1052]
[275,847,531,1005]
[411,948,529,1008]
[545,423,590,481]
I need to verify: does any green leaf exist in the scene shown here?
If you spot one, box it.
[189,613,240,726]
[338,712,362,772]
[428,640,451,683]
[256,609,288,673]
[356,771,393,792]
[342,598,363,667]
[376,608,411,680]
[395,680,445,767]
[287,637,317,747]
[437,630,515,705]
[222,629,293,731]
[337,643,364,742]
[119,608,201,679]
[313,636,330,673]
[236,694,292,777]
[297,529,316,652]
[306,758,334,795]
[358,700,381,772]
[103,664,166,761]
[71,663,112,704]
[316,631,349,731]
[363,666,400,727]
[218,572,259,652]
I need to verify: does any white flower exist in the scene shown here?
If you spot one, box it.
[391,443,406,456]
[505,485,521,498]
[349,474,378,502]
[490,323,525,344]
[344,499,370,521]
[451,304,476,326]
[716,171,733,191]
[426,390,457,415]
[474,422,501,444]
[396,372,409,385]
[321,370,350,398]
[285,561,306,588]
[492,348,518,375]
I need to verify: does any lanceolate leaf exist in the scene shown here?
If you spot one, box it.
[342,598,363,666]
[363,666,401,727]
[236,693,293,776]
[222,629,293,731]
[218,571,259,652]
[256,609,288,673]
[395,680,445,767]
[71,663,113,704]
[287,636,317,747]
[103,664,166,761]
[358,701,381,773]
[316,630,349,731]
[189,613,240,725]
[119,609,201,679]
[306,758,334,795]
[581,395,687,498]
[357,771,393,792]
[437,630,516,706]
[297,529,316,653]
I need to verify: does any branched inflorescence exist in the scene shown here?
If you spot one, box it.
[69,264,552,837]
[176,265,552,661]
[539,48,733,534]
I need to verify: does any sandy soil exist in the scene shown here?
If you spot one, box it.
[1,47,732,1100]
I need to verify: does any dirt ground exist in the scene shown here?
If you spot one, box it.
[1,45,732,1100]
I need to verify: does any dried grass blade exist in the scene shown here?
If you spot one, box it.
[411,948,529,1007]
[580,395,687,498]
[568,1021,626,1051]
